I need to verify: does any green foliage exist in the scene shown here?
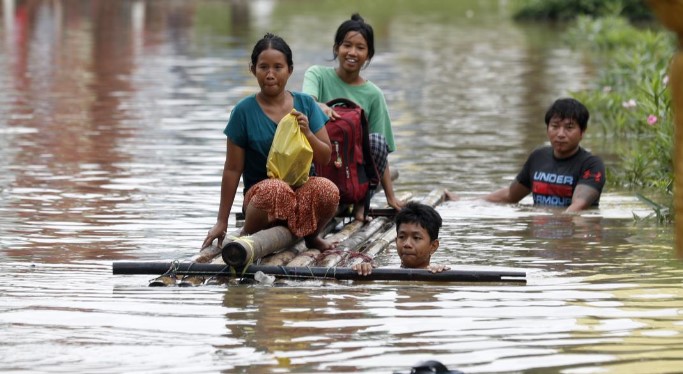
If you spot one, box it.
[513,0,653,22]
[567,16,675,223]
[635,192,672,224]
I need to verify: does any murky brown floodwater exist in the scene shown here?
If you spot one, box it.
[1,1,680,373]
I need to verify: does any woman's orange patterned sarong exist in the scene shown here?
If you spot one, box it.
[244,177,339,237]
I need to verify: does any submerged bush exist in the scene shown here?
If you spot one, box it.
[513,0,653,22]
[566,16,675,222]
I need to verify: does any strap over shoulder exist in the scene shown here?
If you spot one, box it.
[326,98,360,109]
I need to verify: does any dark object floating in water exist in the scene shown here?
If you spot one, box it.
[394,360,465,374]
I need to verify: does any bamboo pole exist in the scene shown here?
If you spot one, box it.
[345,225,396,268]
[340,220,395,266]
[316,217,392,267]
[222,226,299,267]
[258,240,308,266]
[647,0,683,258]
[258,218,340,266]
[286,220,364,267]
[113,262,526,283]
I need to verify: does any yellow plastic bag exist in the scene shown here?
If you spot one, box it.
[266,110,313,187]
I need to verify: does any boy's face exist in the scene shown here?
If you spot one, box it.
[396,222,439,269]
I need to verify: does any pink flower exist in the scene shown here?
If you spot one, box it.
[647,115,658,126]
[622,99,637,108]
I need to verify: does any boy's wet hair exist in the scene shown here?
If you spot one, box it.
[395,202,442,241]
[250,33,293,69]
[333,13,375,62]
[544,97,590,132]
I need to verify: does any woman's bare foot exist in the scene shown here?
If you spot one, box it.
[353,202,371,222]
[444,189,460,201]
[304,235,337,251]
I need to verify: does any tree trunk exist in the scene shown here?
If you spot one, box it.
[647,0,683,258]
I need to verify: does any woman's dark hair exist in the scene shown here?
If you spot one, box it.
[333,13,375,62]
[250,33,293,68]
[395,202,442,241]
[544,97,590,132]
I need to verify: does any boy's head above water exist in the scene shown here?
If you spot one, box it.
[395,202,442,269]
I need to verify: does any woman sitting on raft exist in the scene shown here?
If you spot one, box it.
[202,33,339,251]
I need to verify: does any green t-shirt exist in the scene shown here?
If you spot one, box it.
[302,65,395,152]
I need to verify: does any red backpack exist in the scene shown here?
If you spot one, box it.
[316,98,380,208]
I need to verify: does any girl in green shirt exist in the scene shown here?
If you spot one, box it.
[303,13,405,221]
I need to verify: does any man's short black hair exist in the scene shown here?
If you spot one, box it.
[544,97,590,132]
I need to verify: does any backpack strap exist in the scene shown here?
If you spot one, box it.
[326,98,359,109]
[359,108,380,189]
[357,106,380,219]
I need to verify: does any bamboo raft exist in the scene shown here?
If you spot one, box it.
[112,188,527,285]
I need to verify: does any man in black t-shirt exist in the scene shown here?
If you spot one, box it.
[446,98,605,212]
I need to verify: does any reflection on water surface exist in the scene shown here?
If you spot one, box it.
[0,0,680,373]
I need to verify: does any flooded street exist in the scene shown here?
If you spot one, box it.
[1,1,681,373]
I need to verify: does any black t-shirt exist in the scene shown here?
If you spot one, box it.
[516,147,605,207]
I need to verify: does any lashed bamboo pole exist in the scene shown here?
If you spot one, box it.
[286,220,364,267]
[341,219,395,266]
[647,0,683,258]
[222,226,299,267]
[258,218,340,266]
[202,226,307,286]
[258,240,309,266]
[345,225,396,268]
[316,217,392,267]
[113,262,527,283]
[150,230,243,286]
